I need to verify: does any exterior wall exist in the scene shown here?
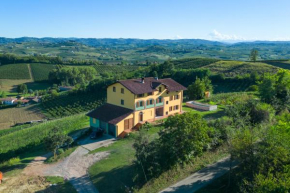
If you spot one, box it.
[90,117,100,130]
[133,84,183,123]
[116,113,134,136]
[133,108,155,125]
[107,83,135,109]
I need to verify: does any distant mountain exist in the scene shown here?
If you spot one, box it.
[0,37,225,47]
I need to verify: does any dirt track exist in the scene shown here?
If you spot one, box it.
[22,137,115,193]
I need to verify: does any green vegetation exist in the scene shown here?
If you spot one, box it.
[2,38,290,62]
[45,176,77,193]
[49,66,97,86]
[188,77,213,100]
[172,58,220,69]
[0,64,30,79]
[201,60,278,77]
[0,114,88,163]
[30,63,56,81]
[42,92,104,118]
[94,65,142,74]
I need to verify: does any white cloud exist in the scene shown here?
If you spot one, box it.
[208,30,246,41]
[172,35,183,39]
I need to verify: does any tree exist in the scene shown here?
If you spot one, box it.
[28,89,33,96]
[160,113,212,166]
[250,49,259,62]
[44,127,73,158]
[187,77,212,100]
[258,69,290,111]
[17,84,28,94]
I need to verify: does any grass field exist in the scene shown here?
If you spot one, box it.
[0,79,51,93]
[0,105,46,129]
[0,63,31,79]
[30,63,55,81]
[89,124,228,193]
[202,61,279,77]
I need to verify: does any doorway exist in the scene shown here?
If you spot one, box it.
[139,112,143,122]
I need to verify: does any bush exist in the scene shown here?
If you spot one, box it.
[247,85,258,92]
[57,148,64,155]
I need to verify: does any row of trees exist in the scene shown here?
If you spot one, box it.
[49,66,97,86]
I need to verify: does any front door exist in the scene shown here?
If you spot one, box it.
[139,113,143,122]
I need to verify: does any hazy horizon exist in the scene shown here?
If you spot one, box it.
[1,0,290,41]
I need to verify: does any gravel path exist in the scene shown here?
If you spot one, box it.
[44,146,109,193]
[23,136,115,193]
[159,156,238,193]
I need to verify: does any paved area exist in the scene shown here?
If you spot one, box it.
[159,156,238,193]
[23,135,115,193]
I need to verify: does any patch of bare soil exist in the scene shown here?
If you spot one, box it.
[0,172,50,193]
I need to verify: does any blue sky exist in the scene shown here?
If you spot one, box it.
[1,0,290,41]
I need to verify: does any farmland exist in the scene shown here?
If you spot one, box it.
[30,63,55,81]
[201,60,279,77]
[173,58,220,69]
[0,114,88,163]
[213,80,254,93]
[42,92,105,118]
[0,63,31,79]
[0,105,46,130]
[94,65,143,74]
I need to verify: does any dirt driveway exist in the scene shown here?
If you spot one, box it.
[23,135,116,193]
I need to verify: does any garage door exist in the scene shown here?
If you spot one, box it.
[108,124,116,136]
[124,118,133,130]
[100,121,107,130]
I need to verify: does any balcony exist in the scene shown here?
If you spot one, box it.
[156,102,164,107]
[136,106,145,111]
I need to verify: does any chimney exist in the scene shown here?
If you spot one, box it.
[141,77,145,83]
[154,77,158,80]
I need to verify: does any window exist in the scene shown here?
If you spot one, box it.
[169,106,172,111]
[137,94,144,98]
[136,101,144,108]
[175,95,179,100]
[159,87,162,93]
[147,92,153,96]
[166,101,168,105]
[170,96,173,101]
[121,99,124,105]
[113,87,116,92]
[166,111,168,115]
[174,105,179,110]
[146,99,154,106]
[156,97,162,104]
[121,88,124,94]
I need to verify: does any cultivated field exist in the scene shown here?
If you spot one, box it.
[202,61,279,77]
[0,63,31,79]
[30,63,55,81]
[0,105,46,129]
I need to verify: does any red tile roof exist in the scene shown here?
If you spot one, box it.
[116,77,187,95]
[87,103,134,125]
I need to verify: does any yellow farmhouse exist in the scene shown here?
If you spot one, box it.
[87,77,187,137]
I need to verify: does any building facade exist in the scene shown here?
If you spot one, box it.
[87,77,187,137]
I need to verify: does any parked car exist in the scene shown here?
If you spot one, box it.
[90,128,104,139]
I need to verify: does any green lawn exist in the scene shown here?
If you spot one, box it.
[89,126,162,193]
[182,102,226,120]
